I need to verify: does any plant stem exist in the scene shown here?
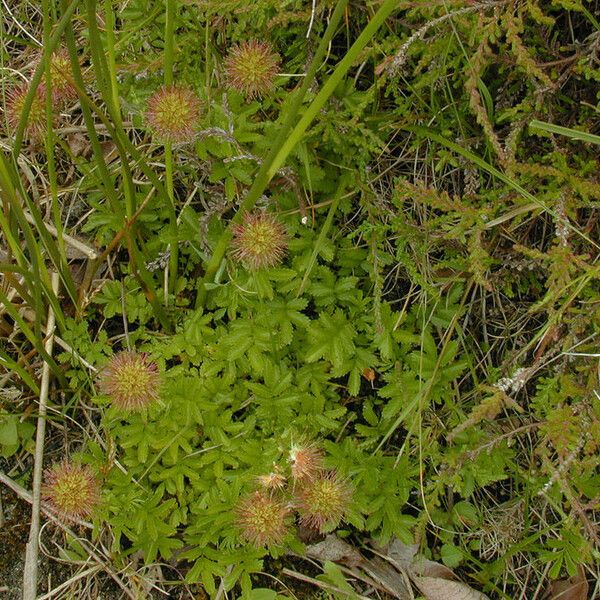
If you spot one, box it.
[164,0,178,298]
[104,0,121,126]
[267,0,399,181]
[297,175,350,296]
[22,272,59,600]
[42,0,67,270]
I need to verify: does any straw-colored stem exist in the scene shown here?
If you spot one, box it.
[22,272,59,600]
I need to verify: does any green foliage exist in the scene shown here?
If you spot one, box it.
[0,413,35,458]
[86,213,449,582]
[539,527,592,579]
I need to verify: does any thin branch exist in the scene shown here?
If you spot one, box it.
[23,210,98,259]
[23,272,59,600]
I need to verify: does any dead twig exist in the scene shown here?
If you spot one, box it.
[23,271,59,600]
[23,210,98,259]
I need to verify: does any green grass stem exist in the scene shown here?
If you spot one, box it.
[0,153,73,327]
[164,0,178,298]
[60,0,171,328]
[529,119,600,146]
[42,0,67,272]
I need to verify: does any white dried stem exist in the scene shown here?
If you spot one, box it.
[23,210,98,259]
[23,272,60,600]
[306,0,317,39]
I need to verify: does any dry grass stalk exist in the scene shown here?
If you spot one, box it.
[22,272,59,600]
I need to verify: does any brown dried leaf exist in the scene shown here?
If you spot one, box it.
[67,132,91,158]
[379,539,489,600]
[414,576,490,600]
[306,534,363,567]
[384,538,419,571]
[546,566,588,600]
[360,556,413,600]
[385,539,454,580]
[411,555,456,580]
[100,140,119,164]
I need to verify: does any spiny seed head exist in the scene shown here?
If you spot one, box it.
[42,460,100,522]
[97,351,160,412]
[257,469,287,491]
[289,441,324,482]
[4,83,47,143]
[231,212,287,270]
[45,48,78,107]
[145,84,202,144]
[224,40,280,99]
[296,470,351,533]
[236,490,290,547]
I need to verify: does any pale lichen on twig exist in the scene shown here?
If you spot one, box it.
[381,2,506,76]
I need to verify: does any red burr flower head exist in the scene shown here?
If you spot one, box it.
[42,460,101,522]
[33,47,78,108]
[97,351,161,412]
[144,84,202,144]
[296,470,351,533]
[224,40,280,99]
[289,441,324,482]
[46,48,78,107]
[257,468,287,491]
[236,490,290,547]
[4,82,47,143]
[230,211,288,271]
